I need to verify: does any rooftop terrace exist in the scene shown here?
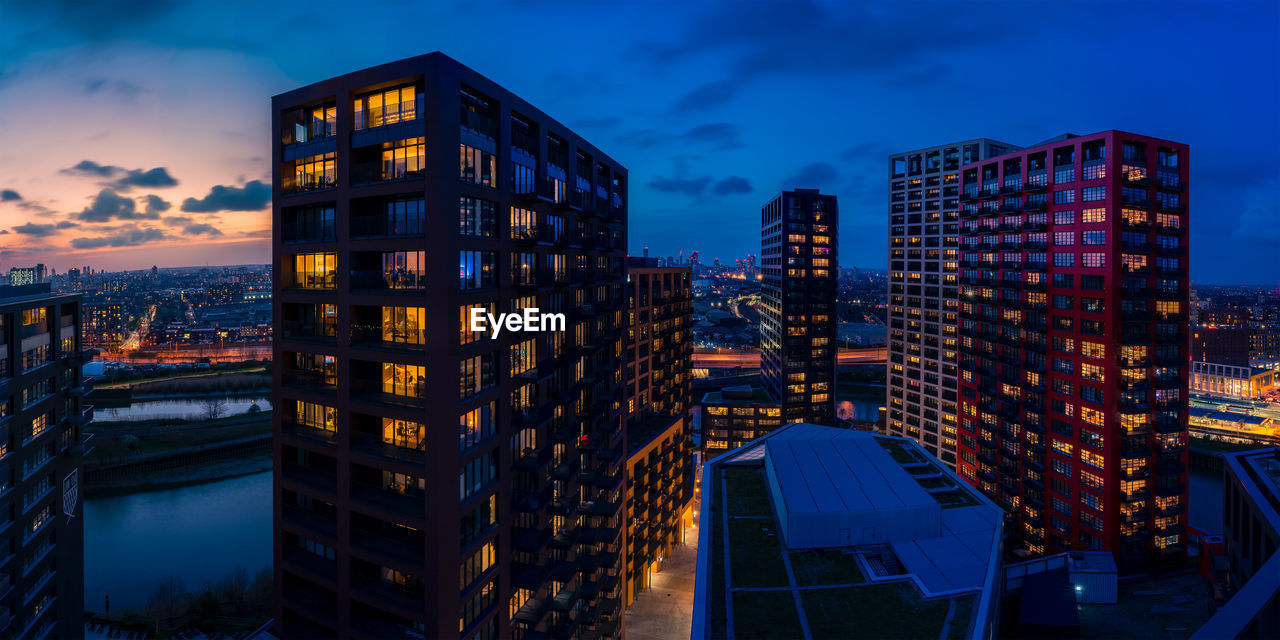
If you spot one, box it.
[694,423,1002,640]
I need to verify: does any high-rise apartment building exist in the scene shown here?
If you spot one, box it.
[760,189,839,427]
[954,131,1190,566]
[621,258,694,605]
[885,139,1019,467]
[0,283,91,639]
[272,53,628,639]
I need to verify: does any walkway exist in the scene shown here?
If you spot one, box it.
[625,502,701,640]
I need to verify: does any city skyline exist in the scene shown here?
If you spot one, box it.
[0,1,1276,282]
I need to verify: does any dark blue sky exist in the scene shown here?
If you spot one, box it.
[0,0,1276,282]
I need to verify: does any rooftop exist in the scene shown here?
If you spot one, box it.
[693,423,1002,640]
[627,413,681,456]
[701,385,775,406]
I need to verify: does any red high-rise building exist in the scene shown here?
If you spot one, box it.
[955,131,1189,567]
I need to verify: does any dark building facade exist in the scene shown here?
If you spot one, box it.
[885,139,1020,467]
[760,189,838,427]
[272,53,628,639]
[621,259,693,605]
[955,131,1190,566]
[0,284,89,640]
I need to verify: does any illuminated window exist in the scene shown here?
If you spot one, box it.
[382,363,426,398]
[383,417,425,451]
[291,253,336,289]
[354,84,419,129]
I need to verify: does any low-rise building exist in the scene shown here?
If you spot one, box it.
[693,423,1003,639]
[699,385,780,452]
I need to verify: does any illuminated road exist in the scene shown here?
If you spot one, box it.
[692,347,887,368]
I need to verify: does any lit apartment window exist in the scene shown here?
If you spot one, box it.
[295,401,335,432]
[290,253,336,289]
[382,362,425,398]
[281,103,336,144]
[383,417,426,451]
[289,153,335,193]
[380,138,425,180]
[459,251,497,290]
[353,84,419,130]
[382,306,425,344]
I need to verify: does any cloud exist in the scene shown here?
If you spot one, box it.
[672,79,739,113]
[144,194,172,214]
[636,1,1016,81]
[56,220,78,229]
[618,122,743,151]
[712,176,753,195]
[783,162,838,188]
[163,216,193,227]
[76,188,159,222]
[648,176,712,197]
[1,189,20,201]
[180,180,270,212]
[61,160,177,190]
[70,226,167,249]
[64,160,116,177]
[84,78,147,100]
[12,222,57,236]
[682,123,742,150]
[840,140,892,164]
[113,167,177,189]
[181,223,222,236]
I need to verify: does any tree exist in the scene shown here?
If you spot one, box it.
[201,397,227,421]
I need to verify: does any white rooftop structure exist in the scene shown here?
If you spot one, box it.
[758,423,1002,594]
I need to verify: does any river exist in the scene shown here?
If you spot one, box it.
[79,446,1231,614]
[94,395,272,422]
[84,470,272,612]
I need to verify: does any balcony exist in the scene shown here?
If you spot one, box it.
[350,215,425,240]
[281,420,338,447]
[351,380,426,410]
[350,271,425,294]
[282,369,337,395]
[516,178,557,203]
[351,434,426,465]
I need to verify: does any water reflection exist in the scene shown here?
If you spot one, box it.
[85,471,271,611]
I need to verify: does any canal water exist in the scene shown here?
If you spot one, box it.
[79,444,1230,613]
[84,470,272,612]
[95,395,272,422]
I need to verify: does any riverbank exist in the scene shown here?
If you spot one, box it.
[86,408,271,495]
[95,361,269,389]
[86,453,272,498]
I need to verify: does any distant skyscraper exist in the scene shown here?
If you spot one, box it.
[0,283,90,639]
[272,53,628,639]
[8,267,37,287]
[885,139,1019,467]
[956,131,1190,566]
[761,189,838,426]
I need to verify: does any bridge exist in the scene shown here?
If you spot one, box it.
[692,347,887,368]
